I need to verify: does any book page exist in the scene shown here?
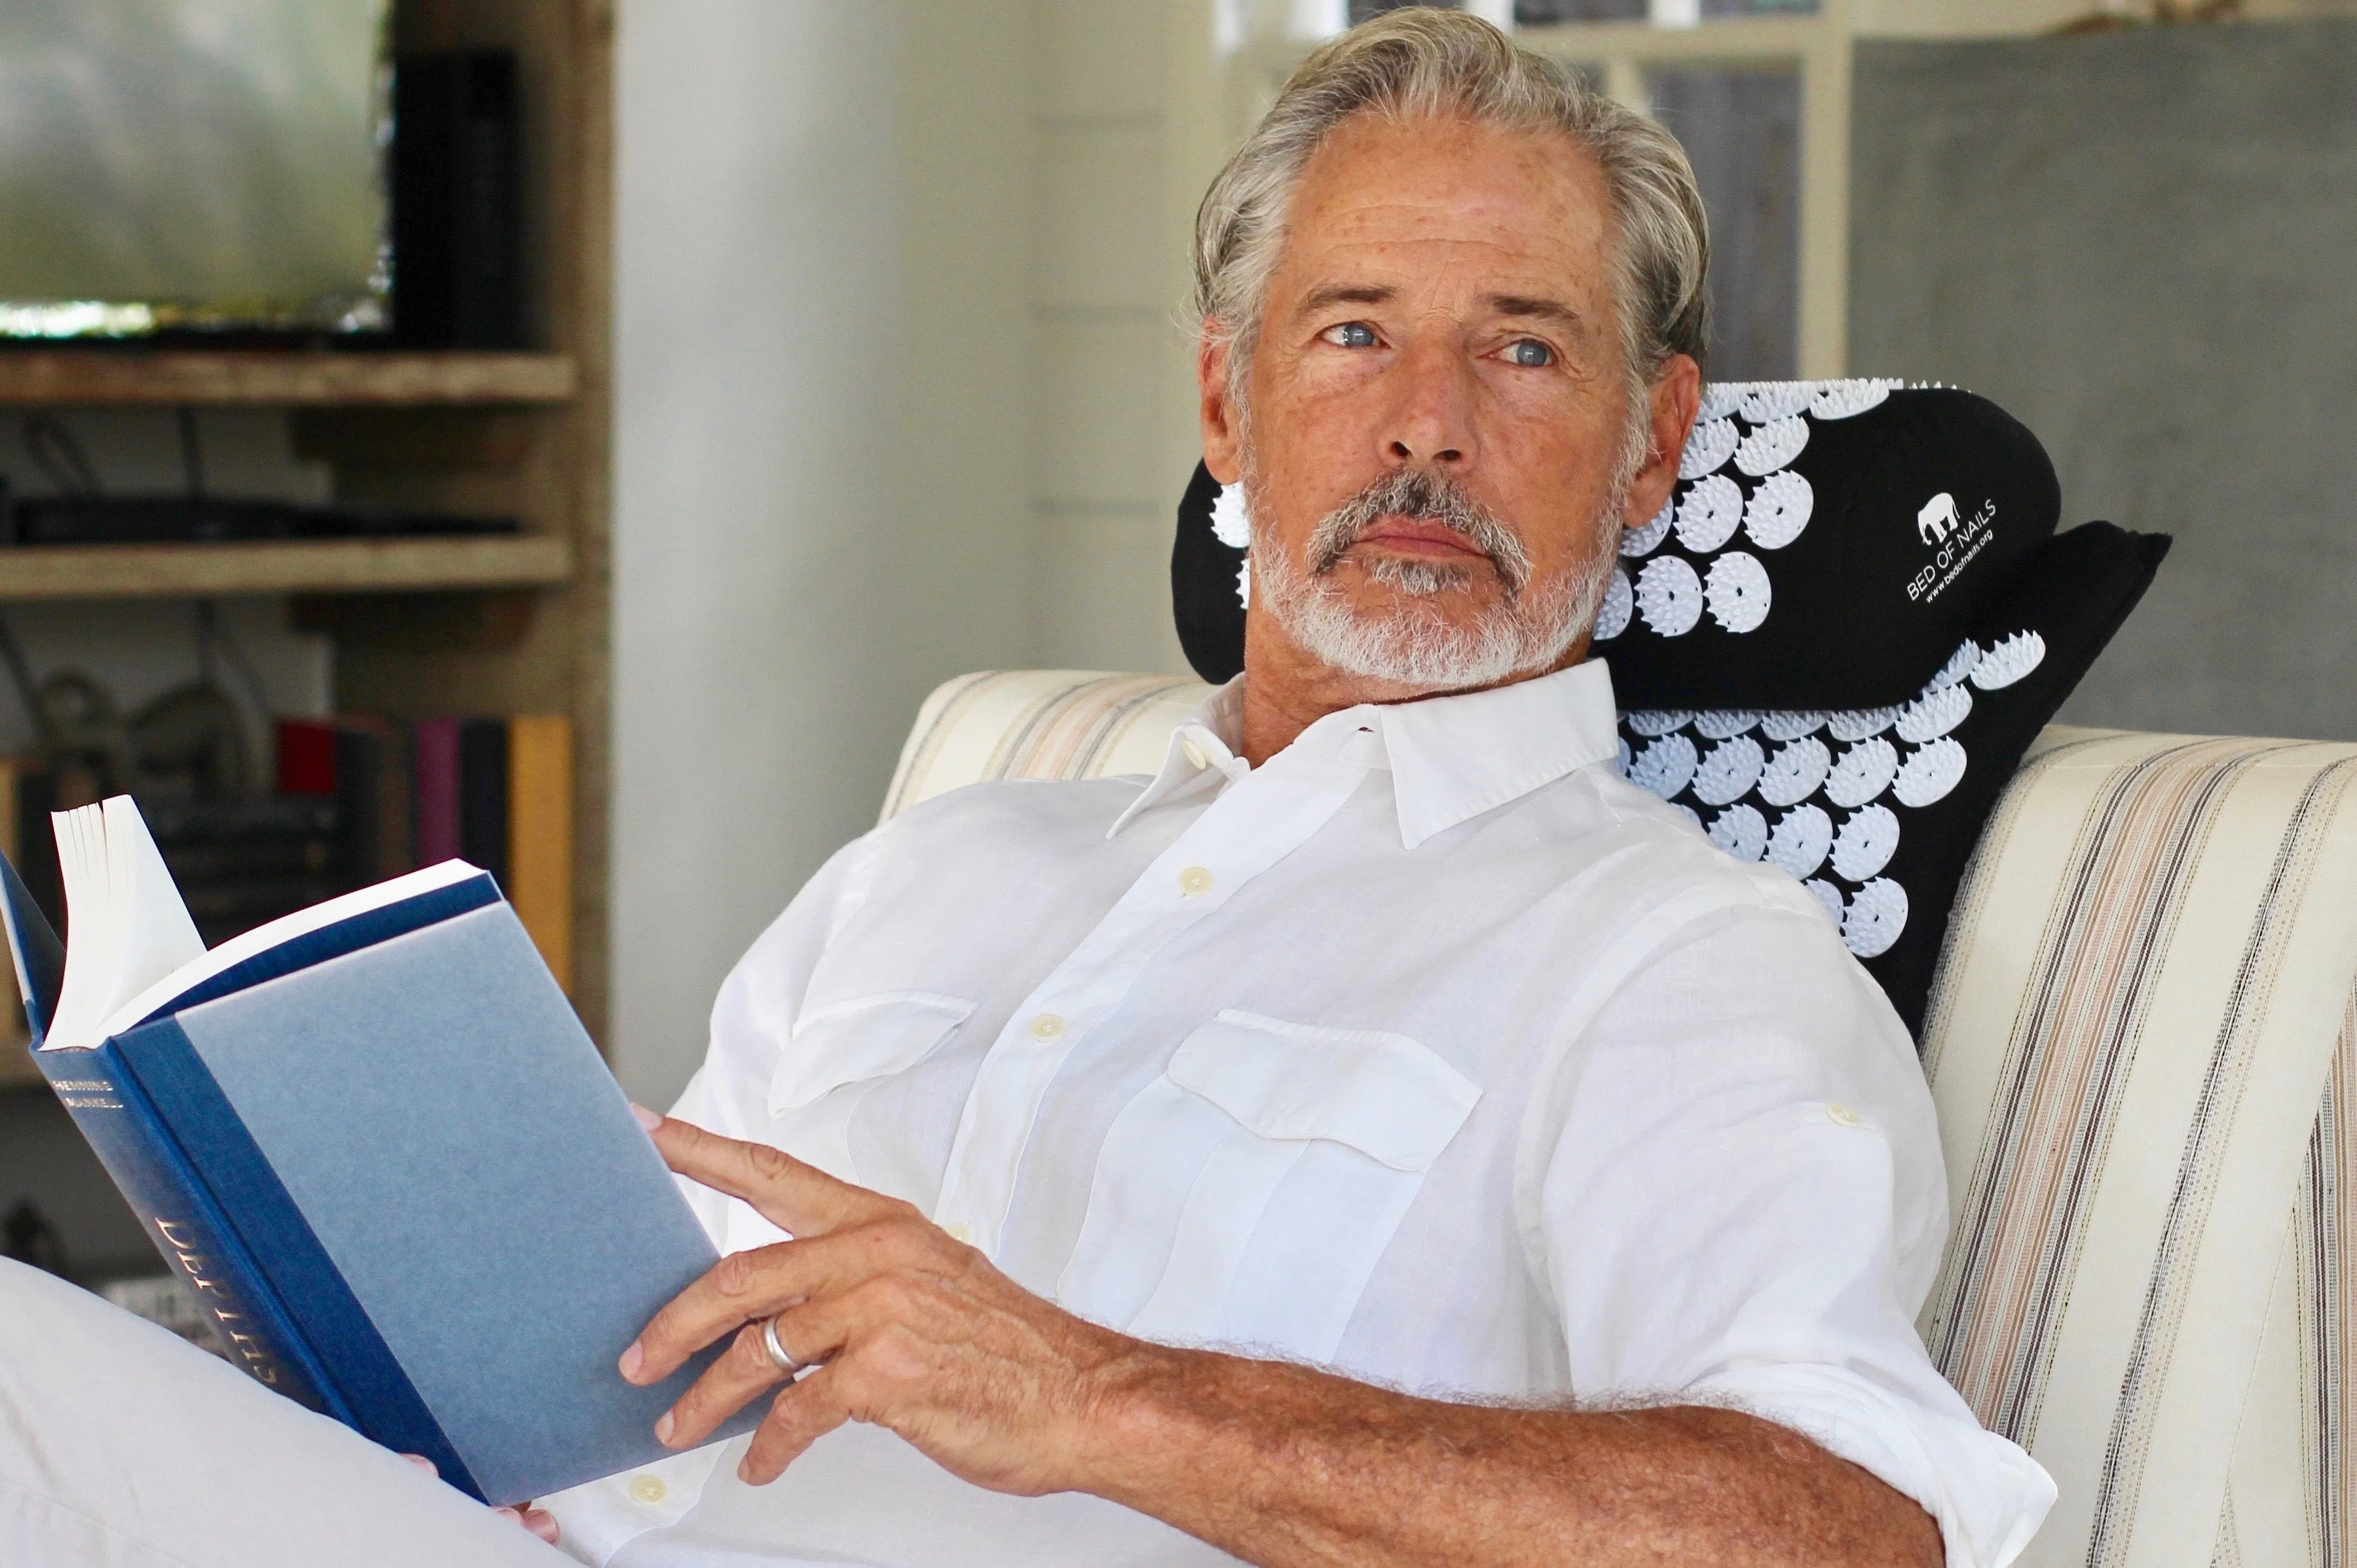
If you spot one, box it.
[46,797,204,1052]
[44,805,113,1051]
[107,796,204,1015]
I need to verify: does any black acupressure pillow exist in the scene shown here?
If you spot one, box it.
[1614,520,2165,1033]
[1166,378,2168,1035]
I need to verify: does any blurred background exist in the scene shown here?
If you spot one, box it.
[2,0,2354,1286]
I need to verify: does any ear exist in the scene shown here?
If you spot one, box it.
[1624,353,1701,528]
[1200,327,1244,486]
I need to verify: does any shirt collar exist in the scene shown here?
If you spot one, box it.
[1370,658,1621,848]
[1109,661,1622,848]
[1105,677,1251,837]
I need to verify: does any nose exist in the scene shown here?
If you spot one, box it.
[1381,337,1477,473]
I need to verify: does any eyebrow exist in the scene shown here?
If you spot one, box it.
[1296,283,1396,318]
[1488,293,1584,327]
[1293,283,1586,329]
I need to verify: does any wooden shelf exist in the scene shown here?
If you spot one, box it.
[0,352,576,407]
[1,1042,37,1093]
[0,535,573,600]
[0,1001,32,1091]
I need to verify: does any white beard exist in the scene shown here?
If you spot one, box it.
[1252,486,1624,692]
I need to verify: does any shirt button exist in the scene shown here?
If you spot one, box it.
[943,1222,973,1243]
[629,1474,669,1505]
[1029,1013,1066,1041]
[1826,1103,1862,1128]
[1181,737,1209,769]
[1177,866,1216,896]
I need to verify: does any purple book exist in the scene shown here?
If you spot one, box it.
[413,718,462,866]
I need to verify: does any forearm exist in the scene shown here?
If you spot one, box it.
[1074,1344,1943,1568]
[628,1118,1946,1566]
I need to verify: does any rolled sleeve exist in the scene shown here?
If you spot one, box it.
[1537,901,2055,1568]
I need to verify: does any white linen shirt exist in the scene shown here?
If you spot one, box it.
[548,661,2053,1568]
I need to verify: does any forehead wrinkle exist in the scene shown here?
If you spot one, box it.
[1274,114,1620,337]
[1284,221,1606,327]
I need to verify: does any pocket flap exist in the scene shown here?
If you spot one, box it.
[1166,1010,1480,1172]
[771,991,973,1114]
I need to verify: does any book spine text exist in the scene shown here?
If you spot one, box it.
[37,1046,347,1419]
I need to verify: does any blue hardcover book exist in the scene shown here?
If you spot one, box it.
[6,796,756,1505]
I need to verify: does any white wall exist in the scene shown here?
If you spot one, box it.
[1030,1,1197,676]
[610,0,1037,1106]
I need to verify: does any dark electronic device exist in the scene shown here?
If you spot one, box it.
[8,499,520,547]
[393,51,528,350]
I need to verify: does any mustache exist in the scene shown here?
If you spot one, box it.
[1305,469,1532,598]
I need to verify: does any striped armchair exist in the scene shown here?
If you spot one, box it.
[885,671,2357,1568]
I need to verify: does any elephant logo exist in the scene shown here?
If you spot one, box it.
[1916,492,1959,547]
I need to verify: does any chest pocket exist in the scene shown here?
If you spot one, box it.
[764,992,974,1186]
[1056,1010,1479,1364]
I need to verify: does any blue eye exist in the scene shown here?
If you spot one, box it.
[1505,338,1553,367]
[1322,321,1378,349]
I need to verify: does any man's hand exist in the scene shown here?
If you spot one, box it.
[620,1111,1152,1491]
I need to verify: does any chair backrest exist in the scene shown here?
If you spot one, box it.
[879,670,1211,824]
[1920,727,2357,1568]
[885,672,2357,1568]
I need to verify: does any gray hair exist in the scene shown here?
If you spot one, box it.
[1192,9,1710,410]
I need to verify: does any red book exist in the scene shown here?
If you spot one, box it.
[275,720,339,797]
[413,718,462,866]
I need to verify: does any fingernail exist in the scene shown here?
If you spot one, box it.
[400,1453,437,1476]
[737,1454,754,1483]
[494,1506,521,1523]
[631,1103,662,1132]
[655,1410,675,1445]
[619,1341,644,1380]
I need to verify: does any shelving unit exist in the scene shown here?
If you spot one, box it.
[1,0,615,1097]
[0,351,577,408]
[0,536,574,601]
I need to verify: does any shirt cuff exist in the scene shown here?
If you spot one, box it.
[540,1442,731,1567]
[1684,1362,2056,1568]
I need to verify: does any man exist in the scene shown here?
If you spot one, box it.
[0,12,2051,1568]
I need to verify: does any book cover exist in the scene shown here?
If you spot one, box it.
[9,803,756,1504]
[458,717,509,886]
[148,904,735,1502]
[413,717,462,867]
[2,854,342,1419]
[507,714,572,993]
[337,717,417,883]
[41,1035,351,1422]
[274,718,338,796]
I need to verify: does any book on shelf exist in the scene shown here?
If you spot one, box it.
[507,715,574,993]
[3,796,749,1504]
[0,711,570,1084]
[279,712,571,991]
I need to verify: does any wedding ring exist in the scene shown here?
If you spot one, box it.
[760,1315,802,1376]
